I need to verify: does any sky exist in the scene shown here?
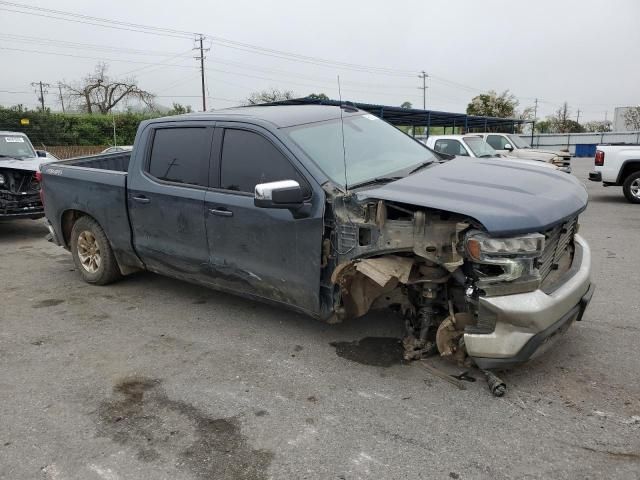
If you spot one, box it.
[0,0,638,122]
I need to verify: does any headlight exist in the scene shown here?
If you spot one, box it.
[465,232,545,283]
[0,173,5,186]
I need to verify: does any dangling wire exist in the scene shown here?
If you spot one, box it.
[337,75,348,192]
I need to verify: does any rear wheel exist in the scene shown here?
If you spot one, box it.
[622,172,640,204]
[70,216,121,285]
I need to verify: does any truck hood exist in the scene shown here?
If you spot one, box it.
[513,149,568,161]
[357,157,587,236]
[0,156,53,172]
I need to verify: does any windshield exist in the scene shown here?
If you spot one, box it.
[463,136,499,158]
[508,134,531,149]
[284,114,437,187]
[0,135,36,159]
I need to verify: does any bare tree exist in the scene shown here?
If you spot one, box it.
[246,88,295,105]
[623,106,640,130]
[551,102,572,133]
[61,63,155,114]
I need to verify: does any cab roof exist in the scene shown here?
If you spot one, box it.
[155,105,364,129]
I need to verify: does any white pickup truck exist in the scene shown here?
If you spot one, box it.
[473,133,572,173]
[589,144,640,203]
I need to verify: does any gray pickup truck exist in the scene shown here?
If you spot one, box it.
[41,105,594,371]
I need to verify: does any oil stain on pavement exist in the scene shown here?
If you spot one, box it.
[96,377,273,479]
[330,337,405,367]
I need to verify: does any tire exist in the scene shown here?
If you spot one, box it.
[622,171,640,204]
[70,216,121,285]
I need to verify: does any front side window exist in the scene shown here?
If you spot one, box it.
[220,129,309,195]
[434,139,469,156]
[486,134,509,150]
[147,127,211,187]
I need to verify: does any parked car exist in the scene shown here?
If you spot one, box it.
[424,135,560,171]
[0,131,55,219]
[41,106,593,372]
[101,145,133,154]
[589,144,640,203]
[472,133,571,173]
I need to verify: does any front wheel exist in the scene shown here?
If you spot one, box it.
[70,216,122,285]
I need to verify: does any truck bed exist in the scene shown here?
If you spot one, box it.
[41,151,142,272]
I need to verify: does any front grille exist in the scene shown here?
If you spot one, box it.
[536,216,577,280]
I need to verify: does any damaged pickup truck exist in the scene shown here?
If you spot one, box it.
[0,132,53,219]
[41,105,594,370]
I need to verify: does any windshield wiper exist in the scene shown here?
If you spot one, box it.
[351,176,403,189]
[408,160,434,175]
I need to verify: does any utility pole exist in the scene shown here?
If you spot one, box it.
[194,34,209,112]
[418,71,428,110]
[576,109,581,125]
[31,81,51,111]
[58,83,65,113]
[531,98,538,147]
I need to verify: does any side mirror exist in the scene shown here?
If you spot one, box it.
[503,143,514,151]
[254,180,304,210]
[36,150,47,158]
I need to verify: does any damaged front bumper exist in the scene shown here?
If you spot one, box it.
[465,235,593,369]
[0,191,44,219]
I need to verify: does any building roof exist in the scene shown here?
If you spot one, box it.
[259,97,531,131]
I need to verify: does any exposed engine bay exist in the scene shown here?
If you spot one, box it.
[321,192,577,368]
[0,168,43,218]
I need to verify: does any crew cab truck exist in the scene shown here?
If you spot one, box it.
[41,106,594,374]
[589,144,640,203]
[474,132,572,173]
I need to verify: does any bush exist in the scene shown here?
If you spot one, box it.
[0,106,159,147]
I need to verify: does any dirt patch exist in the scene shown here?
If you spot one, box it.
[32,299,65,308]
[97,376,273,479]
[330,337,406,367]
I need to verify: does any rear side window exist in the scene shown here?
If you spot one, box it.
[148,127,211,187]
[486,135,508,150]
[220,129,309,195]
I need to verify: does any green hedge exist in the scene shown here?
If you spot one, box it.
[0,107,160,147]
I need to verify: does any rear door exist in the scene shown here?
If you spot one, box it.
[128,122,214,281]
[203,123,324,314]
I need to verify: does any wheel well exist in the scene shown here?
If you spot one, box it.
[61,209,89,247]
[619,161,640,184]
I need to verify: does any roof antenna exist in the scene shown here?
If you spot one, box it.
[337,75,348,192]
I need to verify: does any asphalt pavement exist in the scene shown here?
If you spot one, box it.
[1,158,639,480]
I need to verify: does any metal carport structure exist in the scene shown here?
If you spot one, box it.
[262,97,533,136]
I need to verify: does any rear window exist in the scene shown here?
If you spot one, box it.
[147,128,211,187]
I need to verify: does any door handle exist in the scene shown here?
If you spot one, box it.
[131,195,150,204]
[209,207,233,217]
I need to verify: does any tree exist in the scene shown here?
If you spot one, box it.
[60,63,154,114]
[307,93,330,101]
[623,106,640,130]
[246,88,295,105]
[167,103,192,115]
[545,102,584,133]
[466,90,518,118]
[583,120,612,133]
[400,101,413,109]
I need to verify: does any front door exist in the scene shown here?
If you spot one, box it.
[204,125,324,315]
[128,123,214,282]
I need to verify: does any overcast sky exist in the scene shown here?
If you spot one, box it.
[1,0,638,121]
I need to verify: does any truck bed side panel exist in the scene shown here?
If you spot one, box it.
[42,165,143,271]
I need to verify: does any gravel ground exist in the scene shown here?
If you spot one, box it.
[1,159,639,480]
